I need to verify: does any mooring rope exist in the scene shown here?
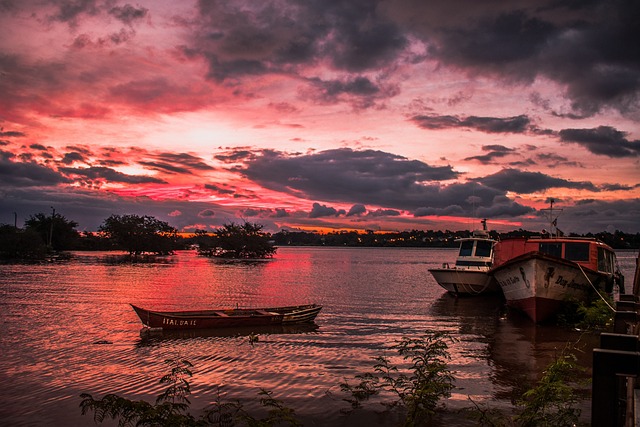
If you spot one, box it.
[577,263,615,312]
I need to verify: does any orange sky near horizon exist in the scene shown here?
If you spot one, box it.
[1,0,639,234]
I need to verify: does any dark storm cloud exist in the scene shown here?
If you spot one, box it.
[411,182,535,218]
[411,114,531,133]
[61,151,86,165]
[236,148,534,218]
[412,0,640,115]
[192,0,408,102]
[465,145,517,163]
[41,1,148,28]
[309,202,345,218]
[71,29,136,48]
[214,149,256,163]
[204,184,235,195]
[272,208,289,218]
[155,152,214,171]
[137,152,214,175]
[49,0,101,24]
[558,126,640,158]
[347,204,367,216]
[108,4,148,25]
[0,157,69,187]
[304,76,399,109]
[58,166,166,184]
[0,130,25,137]
[433,10,554,76]
[198,209,215,218]
[601,183,636,191]
[367,208,401,217]
[536,152,573,166]
[477,168,598,193]
[476,195,536,218]
[312,76,380,97]
[237,147,459,207]
[138,161,192,175]
[190,1,640,113]
[565,199,640,233]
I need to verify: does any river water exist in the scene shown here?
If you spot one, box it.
[0,247,637,426]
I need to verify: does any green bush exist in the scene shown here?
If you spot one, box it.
[80,358,300,427]
[465,344,585,427]
[340,331,456,426]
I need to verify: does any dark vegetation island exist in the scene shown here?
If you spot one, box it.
[0,211,638,261]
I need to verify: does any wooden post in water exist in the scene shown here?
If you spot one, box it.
[633,251,640,298]
[591,333,640,426]
[632,252,640,427]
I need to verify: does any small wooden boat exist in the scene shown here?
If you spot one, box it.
[131,303,322,330]
[428,219,501,295]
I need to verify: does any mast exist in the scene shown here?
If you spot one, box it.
[541,199,563,237]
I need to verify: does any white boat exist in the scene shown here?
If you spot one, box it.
[489,201,624,322]
[428,219,500,295]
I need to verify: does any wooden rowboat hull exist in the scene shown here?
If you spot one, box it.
[130,303,322,330]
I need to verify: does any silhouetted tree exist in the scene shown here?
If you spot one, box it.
[25,212,80,251]
[199,222,276,259]
[0,224,47,259]
[99,214,178,256]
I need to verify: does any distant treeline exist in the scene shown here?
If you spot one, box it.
[57,228,640,251]
[2,211,638,261]
[270,229,640,250]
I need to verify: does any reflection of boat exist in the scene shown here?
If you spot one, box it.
[429,293,504,337]
[489,201,623,323]
[488,314,598,405]
[130,303,322,330]
[428,219,500,295]
[140,322,320,340]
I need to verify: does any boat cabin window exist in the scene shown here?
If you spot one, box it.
[539,242,562,258]
[565,242,590,261]
[459,240,474,256]
[475,240,493,257]
[597,247,615,273]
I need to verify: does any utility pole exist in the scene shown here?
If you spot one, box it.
[48,207,55,248]
[13,212,17,228]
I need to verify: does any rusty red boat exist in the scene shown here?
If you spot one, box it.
[489,201,623,323]
[131,303,322,330]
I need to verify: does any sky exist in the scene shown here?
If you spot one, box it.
[0,0,639,235]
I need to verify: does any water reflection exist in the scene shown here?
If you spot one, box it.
[137,322,320,343]
[488,316,598,401]
[429,291,599,408]
[0,247,635,426]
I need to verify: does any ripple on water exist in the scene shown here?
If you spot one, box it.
[1,248,635,426]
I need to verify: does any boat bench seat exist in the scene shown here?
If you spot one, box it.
[256,310,278,316]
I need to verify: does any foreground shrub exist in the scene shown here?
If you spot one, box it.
[557,294,614,331]
[465,343,586,427]
[80,358,300,427]
[340,331,456,426]
[514,347,584,427]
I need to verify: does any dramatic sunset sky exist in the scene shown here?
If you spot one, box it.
[1,0,638,234]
